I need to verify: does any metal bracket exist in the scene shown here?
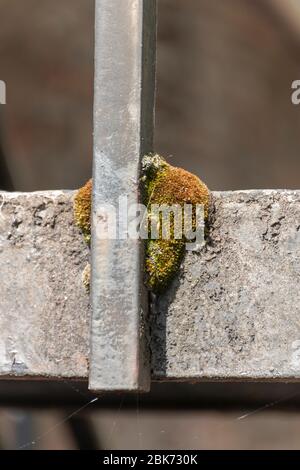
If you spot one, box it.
[90,0,157,392]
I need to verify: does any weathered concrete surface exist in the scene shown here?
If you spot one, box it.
[152,190,300,381]
[0,191,90,379]
[1,190,300,382]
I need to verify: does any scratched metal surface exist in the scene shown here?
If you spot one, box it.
[152,190,300,381]
[0,191,90,379]
[91,0,157,391]
[1,190,300,382]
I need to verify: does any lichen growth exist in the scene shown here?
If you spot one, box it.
[74,179,92,245]
[142,154,210,293]
[82,263,91,293]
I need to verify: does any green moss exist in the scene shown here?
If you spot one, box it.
[74,155,210,295]
[74,179,92,245]
[74,180,92,292]
[145,238,185,292]
[82,263,91,293]
[142,154,210,293]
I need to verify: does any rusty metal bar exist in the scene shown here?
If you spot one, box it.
[90,0,157,392]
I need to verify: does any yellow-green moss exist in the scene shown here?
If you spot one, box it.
[74,179,92,245]
[74,156,210,294]
[142,154,210,293]
[82,263,91,293]
[74,180,92,292]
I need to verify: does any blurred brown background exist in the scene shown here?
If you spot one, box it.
[1,0,300,450]
[1,0,300,191]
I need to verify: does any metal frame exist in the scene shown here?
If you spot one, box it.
[90,0,157,392]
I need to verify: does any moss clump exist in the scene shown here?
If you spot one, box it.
[74,179,92,245]
[74,156,210,294]
[82,263,91,293]
[74,180,92,292]
[142,154,210,293]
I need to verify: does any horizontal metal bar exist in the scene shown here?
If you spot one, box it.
[1,190,300,382]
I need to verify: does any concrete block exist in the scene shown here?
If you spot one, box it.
[1,190,300,382]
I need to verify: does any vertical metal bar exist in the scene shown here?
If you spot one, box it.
[90,0,157,391]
